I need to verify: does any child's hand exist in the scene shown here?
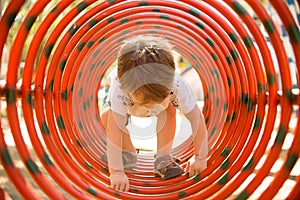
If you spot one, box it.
[187,156,207,177]
[109,171,130,192]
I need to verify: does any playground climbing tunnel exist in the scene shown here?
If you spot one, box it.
[0,0,300,199]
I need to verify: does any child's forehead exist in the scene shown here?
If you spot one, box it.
[131,92,164,105]
[131,92,152,104]
[132,89,145,98]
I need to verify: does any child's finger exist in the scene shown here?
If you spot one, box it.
[125,183,130,192]
[110,182,117,190]
[189,169,195,177]
[186,161,190,172]
[188,163,195,177]
[119,183,127,192]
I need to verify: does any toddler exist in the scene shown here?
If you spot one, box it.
[101,35,208,192]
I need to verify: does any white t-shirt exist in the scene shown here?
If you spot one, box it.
[105,68,196,117]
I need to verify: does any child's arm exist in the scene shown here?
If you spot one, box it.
[106,110,130,192]
[184,105,208,177]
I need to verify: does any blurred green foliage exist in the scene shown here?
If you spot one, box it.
[1,0,81,63]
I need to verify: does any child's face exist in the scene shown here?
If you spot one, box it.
[131,92,170,116]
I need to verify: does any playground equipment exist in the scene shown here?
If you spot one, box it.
[0,0,300,199]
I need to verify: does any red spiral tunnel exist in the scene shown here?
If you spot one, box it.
[0,0,300,199]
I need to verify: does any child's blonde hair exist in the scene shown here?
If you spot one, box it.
[117,35,175,103]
